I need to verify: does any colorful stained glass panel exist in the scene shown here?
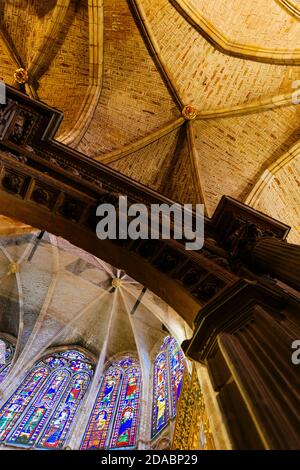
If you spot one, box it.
[151,352,169,438]
[81,368,122,450]
[0,338,15,385]
[37,372,91,449]
[0,349,94,449]
[110,366,141,449]
[81,356,142,450]
[0,366,49,442]
[169,339,185,418]
[7,369,70,447]
[151,336,185,439]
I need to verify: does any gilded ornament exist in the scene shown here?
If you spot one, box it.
[182,105,197,120]
[14,68,28,85]
[8,262,19,274]
[111,277,122,288]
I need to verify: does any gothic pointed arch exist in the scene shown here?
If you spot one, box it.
[81,354,142,450]
[0,334,16,384]
[151,336,185,439]
[0,347,94,449]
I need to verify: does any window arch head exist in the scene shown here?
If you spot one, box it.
[151,336,185,439]
[81,355,142,450]
[0,348,94,449]
[0,336,15,384]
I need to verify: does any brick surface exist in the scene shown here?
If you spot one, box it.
[188,0,300,50]
[141,0,300,109]
[0,0,299,241]
[77,0,178,157]
[194,105,300,216]
[109,126,199,203]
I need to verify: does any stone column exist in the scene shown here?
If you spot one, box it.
[182,279,300,449]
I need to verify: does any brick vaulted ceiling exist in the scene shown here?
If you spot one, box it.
[0,0,299,242]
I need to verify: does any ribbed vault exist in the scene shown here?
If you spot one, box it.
[0,0,299,241]
[0,230,191,402]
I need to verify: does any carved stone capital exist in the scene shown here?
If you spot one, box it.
[182,279,286,363]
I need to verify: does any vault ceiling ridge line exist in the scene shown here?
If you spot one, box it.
[0,27,38,99]
[95,117,184,163]
[275,0,300,19]
[130,0,184,109]
[122,283,189,334]
[196,92,297,120]
[0,28,23,70]
[245,139,300,207]
[16,233,39,265]
[119,288,142,367]
[0,243,14,264]
[0,240,60,397]
[0,242,25,368]
[14,240,60,364]
[15,288,111,382]
[27,0,72,84]
[6,236,39,363]
[186,121,208,214]
[57,0,103,147]
[0,1,72,100]
[66,288,118,450]
[92,256,115,278]
[9,269,24,368]
[61,268,110,291]
[169,0,300,65]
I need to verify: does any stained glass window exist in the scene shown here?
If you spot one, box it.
[0,337,15,385]
[0,349,93,449]
[81,356,141,450]
[151,336,185,438]
[169,339,184,418]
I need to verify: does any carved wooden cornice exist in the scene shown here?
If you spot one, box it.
[0,85,294,327]
[0,85,240,325]
[212,196,290,269]
[182,279,288,363]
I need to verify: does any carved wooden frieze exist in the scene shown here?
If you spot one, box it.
[0,85,240,313]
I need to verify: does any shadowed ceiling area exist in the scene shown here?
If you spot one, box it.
[0,0,299,242]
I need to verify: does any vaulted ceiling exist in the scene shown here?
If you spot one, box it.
[0,230,190,369]
[0,0,299,242]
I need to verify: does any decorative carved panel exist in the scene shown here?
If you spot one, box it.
[172,364,215,450]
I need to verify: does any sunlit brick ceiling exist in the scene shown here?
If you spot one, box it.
[0,0,299,242]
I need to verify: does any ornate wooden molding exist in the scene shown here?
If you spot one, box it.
[182,279,287,362]
[0,85,295,325]
[0,85,239,325]
[1,85,299,451]
[212,196,290,269]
